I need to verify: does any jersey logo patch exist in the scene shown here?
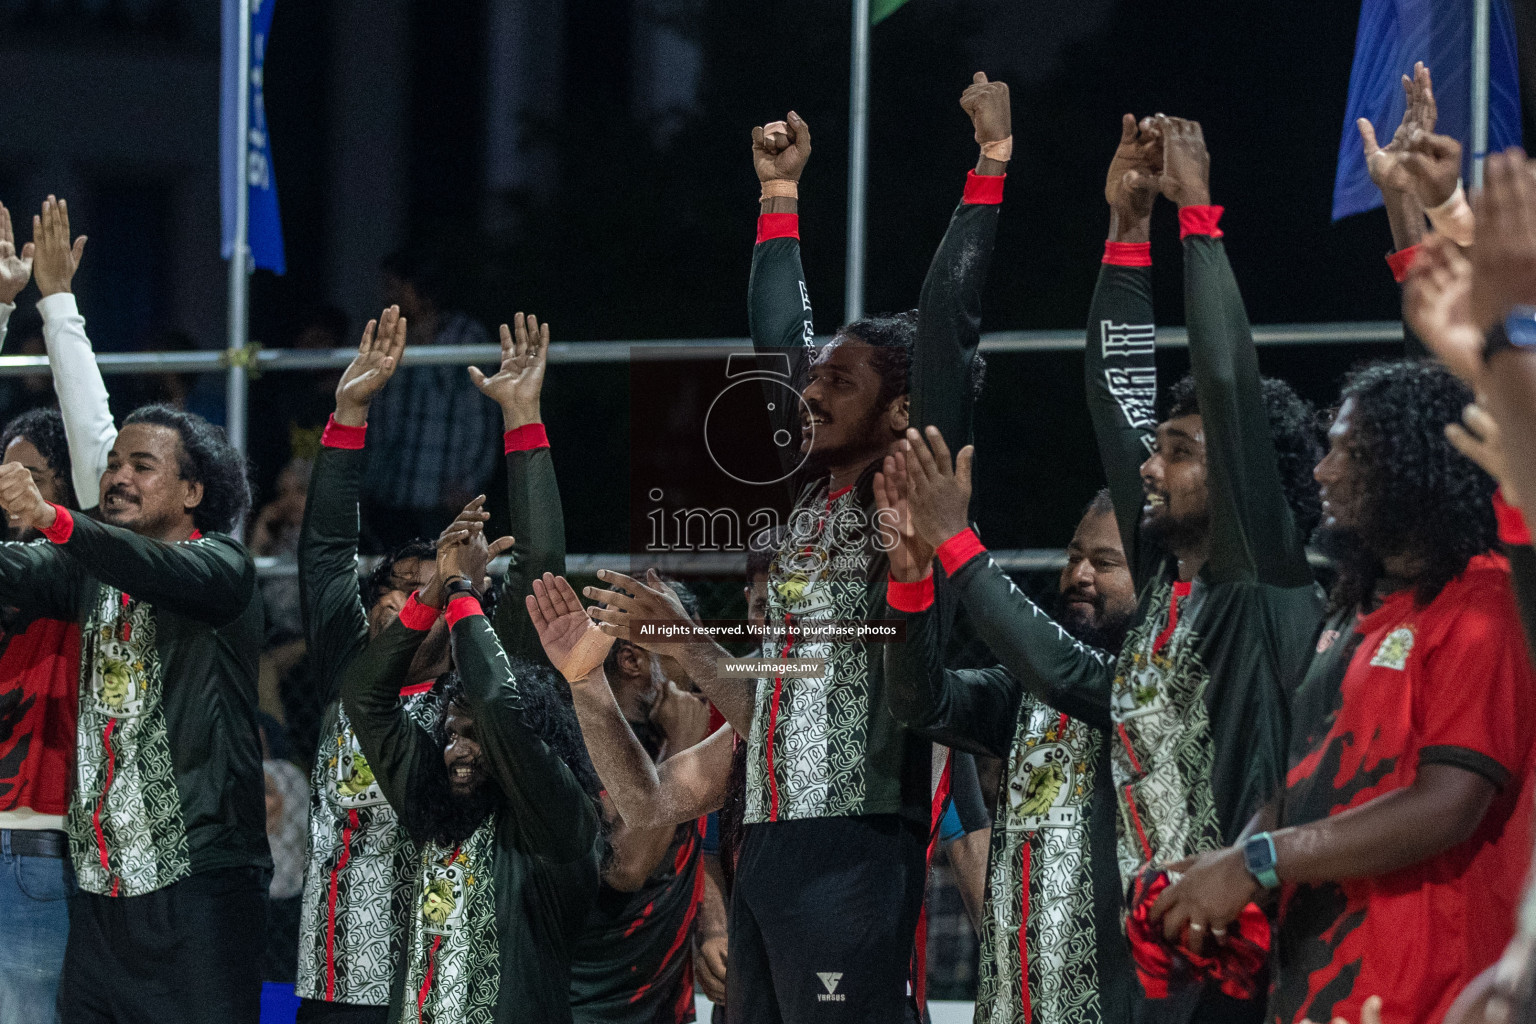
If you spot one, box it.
[420,850,473,937]
[817,972,845,1002]
[1006,737,1084,830]
[1369,626,1415,671]
[1316,629,1340,654]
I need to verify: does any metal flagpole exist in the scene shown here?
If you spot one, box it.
[226,0,252,455]
[845,0,871,323]
[1471,0,1491,188]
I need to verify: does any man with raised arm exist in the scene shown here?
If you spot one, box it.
[294,310,564,1023]
[582,73,1009,1023]
[0,399,266,1023]
[340,508,601,1024]
[879,116,1325,1024]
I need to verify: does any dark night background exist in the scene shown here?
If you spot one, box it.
[0,0,1532,555]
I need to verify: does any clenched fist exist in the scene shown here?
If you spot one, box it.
[960,72,1011,147]
[0,462,57,533]
[752,112,812,184]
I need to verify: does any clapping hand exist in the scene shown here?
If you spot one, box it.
[902,427,975,552]
[1357,61,1437,197]
[470,312,549,431]
[0,202,33,305]
[1154,116,1211,208]
[874,447,935,583]
[334,306,407,426]
[527,573,615,683]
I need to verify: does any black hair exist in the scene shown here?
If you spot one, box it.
[121,404,252,534]
[380,249,448,308]
[364,539,437,609]
[1,407,77,510]
[424,660,608,851]
[826,310,988,409]
[1163,373,1324,540]
[746,525,782,582]
[1083,487,1115,521]
[1322,360,1495,611]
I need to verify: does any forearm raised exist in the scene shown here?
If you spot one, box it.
[676,640,755,736]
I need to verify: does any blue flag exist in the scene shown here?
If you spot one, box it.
[1333,0,1522,221]
[221,0,285,273]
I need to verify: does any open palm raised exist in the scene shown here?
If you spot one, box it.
[335,305,407,421]
[527,573,614,683]
[471,311,549,428]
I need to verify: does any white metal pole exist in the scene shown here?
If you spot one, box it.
[226,0,252,455]
[1471,0,1491,188]
[845,0,870,324]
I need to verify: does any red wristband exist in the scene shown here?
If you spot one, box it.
[398,592,439,632]
[1103,241,1152,267]
[1495,489,1532,547]
[321,415,367,450]
[504,423,549,453]
[1178,205,1225,240]
[963,170,1005,205]
[756,213,800,244]
[1386,244,1420,284]
[40,504,73,544]
[445,594,484,629]
[886,572,935,613]
[936,528,986,576]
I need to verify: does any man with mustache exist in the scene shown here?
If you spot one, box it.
[1151,359,1536,1024]
[340,510,603,1024]
[583,73,1010,1024]
[882,470,1138,1024]
[294,308,565,1024]
[0,392,267,1023]
[877,115,1324,1024]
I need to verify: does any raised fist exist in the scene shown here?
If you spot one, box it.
[1155,116,1211,208]
[960,72,1010,147]
[752,112,811,184]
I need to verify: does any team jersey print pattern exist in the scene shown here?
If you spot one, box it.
[976,701,1102,1024]
[297,690,440,1005]
[404,821,499,1024]
[69,586,192,897]
[1109,578,1222,883]
[747,485,875,823]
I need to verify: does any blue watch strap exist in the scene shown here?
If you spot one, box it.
[1244,831,1280,889]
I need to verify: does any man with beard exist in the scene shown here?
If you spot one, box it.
[1151,360,1536,1024]
[875,115,1325,1024]
[881,471,1138,1024]
[296,309,565,1023]
[569,579,711,1024]
[583,74,1010,1024]
[340,511,602,1024]
[0,398,267,1023]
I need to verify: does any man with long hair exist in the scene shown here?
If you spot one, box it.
[1152,361,1536,1024]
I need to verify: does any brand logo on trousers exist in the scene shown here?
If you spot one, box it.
[816,972,845,1002]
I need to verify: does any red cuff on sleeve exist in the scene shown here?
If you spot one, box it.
[936,528,987,577]
[1178,205,1225,240]
[504,423,549,453]
[756,213,800,244]
[963,170,1006,205]
[398,592,440,632]
[886,572,935,613]
[1386,244,1420,284]
[1103,241,1152,267]
[1495,489,1532,547]
[41,504,73,544]
[321,415,367,450]
[445,594,485,629]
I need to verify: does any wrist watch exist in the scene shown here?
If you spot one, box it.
[444,575,478,601]
[1485,305,1536,363]
[1242,831,1281,890]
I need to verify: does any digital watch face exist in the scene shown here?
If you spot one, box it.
[703,353,814,486]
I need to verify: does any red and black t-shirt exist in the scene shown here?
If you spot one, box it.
[1273,553,1536,1024]
[0,608,80,817]
[570,818,705,1024]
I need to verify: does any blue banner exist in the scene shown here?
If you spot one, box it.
[1334,0,1523,221]
[221,0,285,273]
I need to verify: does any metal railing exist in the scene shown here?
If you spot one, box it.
[0,320,1405,377]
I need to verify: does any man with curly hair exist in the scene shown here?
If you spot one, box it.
[879,115,1326,1024]
[0,394,268,1023]
[340,513,603,1024]
[1154,360,1536,1024]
